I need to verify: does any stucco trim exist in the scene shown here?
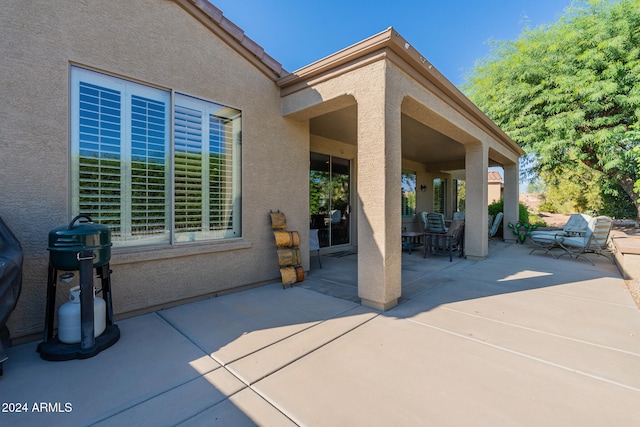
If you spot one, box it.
[173,0,285,79]
[278,29,394,90]
[110,239,252,265]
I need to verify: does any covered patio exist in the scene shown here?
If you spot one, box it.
[3,240,638,426]
[279,28,524,311]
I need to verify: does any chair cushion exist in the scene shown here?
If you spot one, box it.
[530,230,566,238]
[530,234,557,245]
[556,235,587,248]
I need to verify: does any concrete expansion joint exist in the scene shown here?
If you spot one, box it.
[153,301,382,425]
[221,309,382,426]
[155,311,211,357]
[243,310,381,386]
[442,306,640,357]
[407,311,640,393]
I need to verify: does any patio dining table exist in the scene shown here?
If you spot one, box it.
[402,231,424,254]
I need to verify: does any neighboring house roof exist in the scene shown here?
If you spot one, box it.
[488,171,503,183]
[174,0,286,79]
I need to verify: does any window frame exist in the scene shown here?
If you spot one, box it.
[70,65,242,248]
[433,177,446,215]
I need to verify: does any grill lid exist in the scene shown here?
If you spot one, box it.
[48,215,111,270]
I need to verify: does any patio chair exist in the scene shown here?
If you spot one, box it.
[453,211,465,220]
[309,228,322,269]
[529,213,592,256]
[424,219,464,262]
[425,212,447,233]
[418,211,428,232]
[530,213,592,239]
[489,212,503,238]
[546,216,614,265]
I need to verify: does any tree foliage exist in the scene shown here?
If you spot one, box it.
[538,166,603,213]
[463,0,640,218]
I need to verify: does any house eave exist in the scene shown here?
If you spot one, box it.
[173,0,286,80]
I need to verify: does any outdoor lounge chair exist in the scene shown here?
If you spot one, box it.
[529,213,592,256]
[532,216,614,265]
[530,213,592,239]
[489,212,503,238]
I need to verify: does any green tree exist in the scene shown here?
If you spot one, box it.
[538,166,603,213]
[463,0,640,219]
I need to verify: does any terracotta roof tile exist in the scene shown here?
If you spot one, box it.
[242,35,265,58]
[192,0,222,22]
[179,0,285,78]
[219,16,244,40]
[488,171,503,182]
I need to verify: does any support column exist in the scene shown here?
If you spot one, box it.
[465,143,489,259]
[356,93,402,311]
[503,163,519,242]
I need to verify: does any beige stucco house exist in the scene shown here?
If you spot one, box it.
[488,171,504,204]
[0,0,523,341]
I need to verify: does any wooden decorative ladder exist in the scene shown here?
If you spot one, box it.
[269,211,304,288]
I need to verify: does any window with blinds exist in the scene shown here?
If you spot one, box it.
[75,80,124,234]
[71,67,241,247]
[173,94,241,242]
[433,178,446,214]
[401,170,416,218]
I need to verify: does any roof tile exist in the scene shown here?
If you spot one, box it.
[242,35,265,58]
[219,16,244,41]
[488,171,503,182]
[192,0,222,22]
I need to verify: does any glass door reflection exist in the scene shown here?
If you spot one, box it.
[310,153,350,248]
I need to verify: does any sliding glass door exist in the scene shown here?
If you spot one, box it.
[310,153,350,248]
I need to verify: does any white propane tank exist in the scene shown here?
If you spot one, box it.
[58,286,106,344]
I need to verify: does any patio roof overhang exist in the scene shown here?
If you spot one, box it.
[277,27,524,170]
[277,28,525,310]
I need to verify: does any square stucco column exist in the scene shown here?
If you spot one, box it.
[503,163,519,242]
[356,97,402,311]
[465,143,489,259]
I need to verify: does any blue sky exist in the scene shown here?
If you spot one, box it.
[210,0,573,86]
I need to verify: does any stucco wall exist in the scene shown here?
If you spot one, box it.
[0,0,308,340]
[488,182,503,204]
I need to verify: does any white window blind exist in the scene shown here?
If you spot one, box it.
[71,67,241,247]
[174,94,241,242]
[75,80,123,233]
[174,103,205,235]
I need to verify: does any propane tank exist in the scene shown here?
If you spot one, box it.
[58,286,106,344]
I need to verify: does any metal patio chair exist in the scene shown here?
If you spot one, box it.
[424,219,464,262]
[544,216,614,265]
[529,213,592,256]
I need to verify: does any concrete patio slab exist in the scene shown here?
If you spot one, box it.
[396,274,640,352]
[1,241,638,426]
[180,388,297,426]
[158,284,359,365]
[93,368,245,427]
[404,304,640,389]
[0,313,218,427]
[227,305,377,385]
[254,313,639,426]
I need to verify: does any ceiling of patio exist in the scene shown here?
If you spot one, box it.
[309,105,466,167]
